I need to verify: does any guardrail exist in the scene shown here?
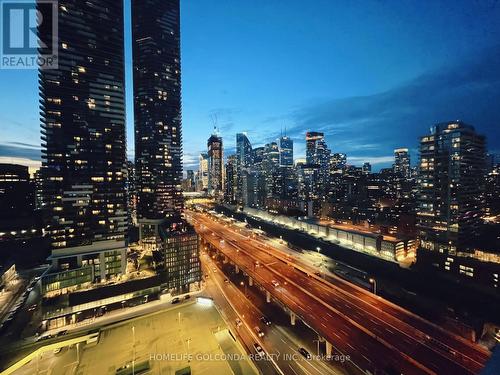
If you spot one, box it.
[0,332,100,375]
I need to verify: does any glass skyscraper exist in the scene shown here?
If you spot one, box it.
[279,136,293,167]
[133,0,183,230]
[132,0,200,293]
[236,133,252,203]
[394,148,411,179]
[38,0,127,292]
[208,133,224,196]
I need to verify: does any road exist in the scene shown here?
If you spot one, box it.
[202,249,349,375]
[188,210,490,375]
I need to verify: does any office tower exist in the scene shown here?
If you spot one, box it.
[394,148,411,179]
[133,0,183,236]
[417,121,486,253]
[198,152,209,191]
[263,142,280,198]
[236,133,253,167]
[225,155,237,203]
[236,133,252,203]
[362,162,372,174]
[279,136,293,167]
[277,136,295,198]
[305,131,331,199]
[38,0,128,293]
[207,132,224,196]
[252,147,266,206]
[132,0,200,293]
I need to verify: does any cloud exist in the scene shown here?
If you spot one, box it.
[282,44,500,167]
[0,143,41,160]
[6,141,40,149]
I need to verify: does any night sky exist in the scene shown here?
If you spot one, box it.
[1,0,500,172]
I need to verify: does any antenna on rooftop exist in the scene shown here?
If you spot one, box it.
[210,113,218,135]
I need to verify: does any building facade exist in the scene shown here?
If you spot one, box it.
[38,0,128,293]
[133,0,183,239]
[417,121,486,254]
[394,148,411,179]
[207,133,224,196]
[132,0,200,293]
[236,133,252,203]
[197,152,209,191]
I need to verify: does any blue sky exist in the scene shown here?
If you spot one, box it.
[1,0,500,172]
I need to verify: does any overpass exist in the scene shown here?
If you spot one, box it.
[189,210,490,375]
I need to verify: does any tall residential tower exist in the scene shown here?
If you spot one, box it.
[417,121,486,253]
[38,0,128,294]
[133,0,183,236]
[132,0,200,292]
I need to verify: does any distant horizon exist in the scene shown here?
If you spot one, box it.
[1,0,500,173]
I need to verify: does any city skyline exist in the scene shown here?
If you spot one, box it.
[0,2,499,374]
[1,0,500,172]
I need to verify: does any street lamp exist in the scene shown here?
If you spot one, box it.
[369,278,377,295]
[132,325,135,375]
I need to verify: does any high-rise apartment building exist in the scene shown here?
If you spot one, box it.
[132,0,200,293]
[417,121,486,253]
[133,0,183,234]
[39,0,128,293]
